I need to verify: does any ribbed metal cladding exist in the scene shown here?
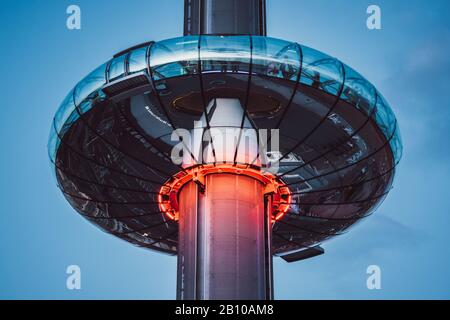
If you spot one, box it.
[184,0,266,36]
[177,174,273,300]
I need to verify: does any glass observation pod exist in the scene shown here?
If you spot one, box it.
[48,35,402,255]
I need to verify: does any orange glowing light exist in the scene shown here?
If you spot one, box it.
[158,164,291,223]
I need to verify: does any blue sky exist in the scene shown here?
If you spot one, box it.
[0,0,449,299]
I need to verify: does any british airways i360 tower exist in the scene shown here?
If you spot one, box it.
[48,0,402,300]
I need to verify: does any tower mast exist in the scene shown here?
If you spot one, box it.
[184,0,266,36]
[176,98,274,300]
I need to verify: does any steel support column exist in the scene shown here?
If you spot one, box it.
[184,0,266,36]
[177,174,273,300]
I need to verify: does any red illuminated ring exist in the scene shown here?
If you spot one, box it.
[158,164,291,223]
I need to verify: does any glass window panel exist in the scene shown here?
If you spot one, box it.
[47,123,61,183]
[128,46,148,74]
[300,45,344,96]
[60,107,80,137]
[200,35,251,73]
[150,36,200,80]
[248,37,300,130]
[252,36,300,81]
[54,89,75,133]
[374,92,396,138]
[108,55,126,81]
[74,62,107,106]
[390,127,403,164]
[342,65,376,116]
[77,99,93,116]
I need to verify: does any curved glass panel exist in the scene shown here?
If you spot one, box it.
[50,36,401,170]
[77,99,94,115]
[300,45,344,96]
[54,89,75,133]
[108,55,126,82]
[252,36,300,81]
[390,127,403,163]
[341,65,376,116]
[374,92,396,137]
[128,46,148,74]
[200,35,251,73]
[74,62,107,106]
[150,36,199,80]
[247,37,300,130]
[60,107,80,136]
